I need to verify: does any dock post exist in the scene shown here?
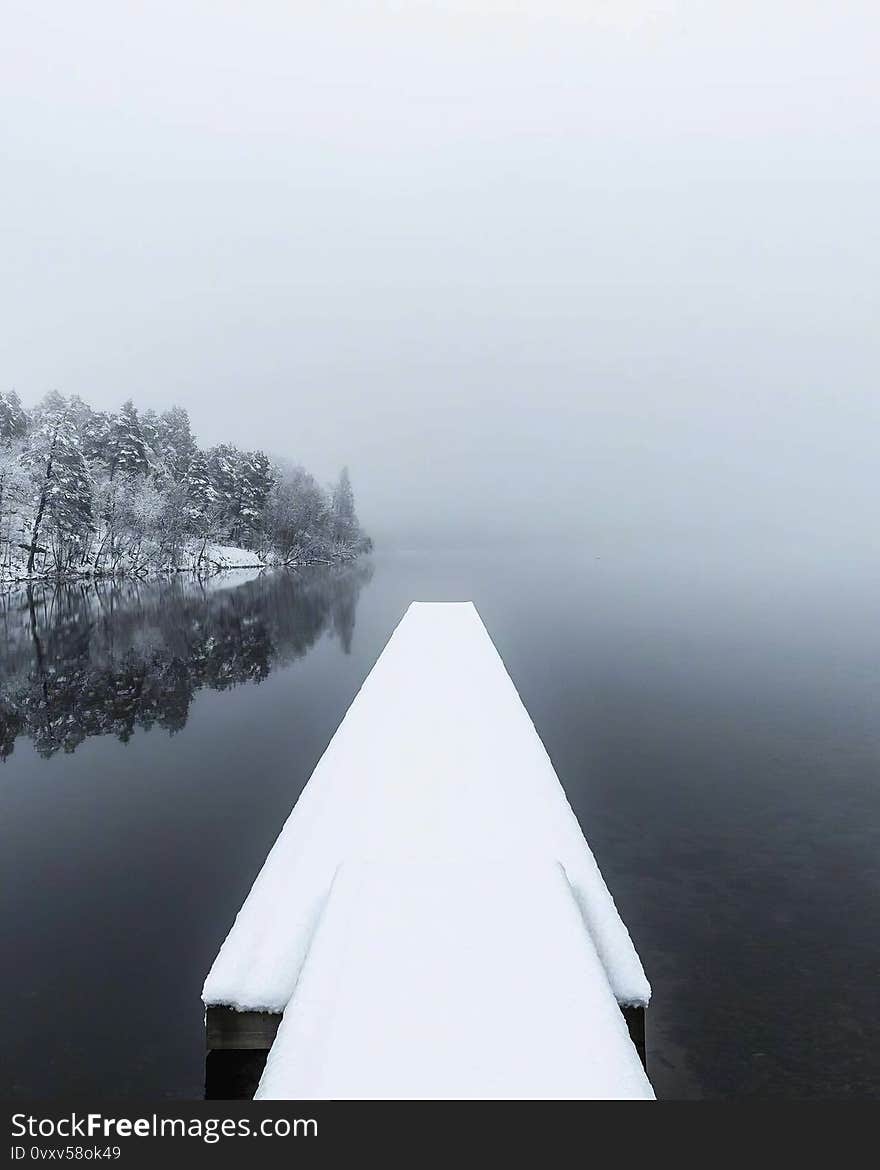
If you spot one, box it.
[621,1005,647,1070]
[204,1007,281,1100]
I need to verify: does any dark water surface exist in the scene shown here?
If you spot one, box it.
[2,542,878,1099]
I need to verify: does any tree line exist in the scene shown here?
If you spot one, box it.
[0,389,370,578]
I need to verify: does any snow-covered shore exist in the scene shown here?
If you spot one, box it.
[1,391,371,591]
[0,541,364,589]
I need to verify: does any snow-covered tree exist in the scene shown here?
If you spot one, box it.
[140,408,162,468]
[0,390,369,579]
[0,390,28,444]
[269,464,330,560]
[106,399,150,480]
[21,392,93,573]
[0,441,29,571]
[330,467,358,545]
[116,475,166,568]
[241,450,275,548]
[155,406,198,482]
[204,444,275,546]
[67,395,107,464]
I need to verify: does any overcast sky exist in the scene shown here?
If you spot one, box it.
[2,2,878,545]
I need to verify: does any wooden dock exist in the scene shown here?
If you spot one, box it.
[204,602,653,1100]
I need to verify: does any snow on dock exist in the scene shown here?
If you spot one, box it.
[255,860,653,1100]
[205,602,649,1012]
[204,601,652,1098]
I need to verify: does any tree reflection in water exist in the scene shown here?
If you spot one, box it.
[0,563,372,760]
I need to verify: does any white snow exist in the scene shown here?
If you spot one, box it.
[190,543,267,571]
[204,602,650,1015]
[255,859,654,1100]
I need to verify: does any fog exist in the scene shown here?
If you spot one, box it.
[2,2,877,547]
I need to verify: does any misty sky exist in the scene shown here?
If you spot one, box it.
[2,2,878,544]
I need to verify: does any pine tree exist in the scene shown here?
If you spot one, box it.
[156,406,197,482]
[204,444,274,547]
[0,390,27,444]
[106,399,150,480]
[45,444,93,544]
[140,409,162,468]
[182,449,223,565]
[22,392,93,572]
[241,451,275,547]
[68,395,106,465]
[184,450,217,523]
[205,443,240,541]
[330,467,357,545]
[0,442,29,570]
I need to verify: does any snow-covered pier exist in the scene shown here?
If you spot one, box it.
[204,602,653,1100]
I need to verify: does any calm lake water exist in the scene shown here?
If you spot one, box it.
[2,540,879,1099]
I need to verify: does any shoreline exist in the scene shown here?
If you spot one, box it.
[0,550,368,592]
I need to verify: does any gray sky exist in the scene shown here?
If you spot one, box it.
[2,2,878,545]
